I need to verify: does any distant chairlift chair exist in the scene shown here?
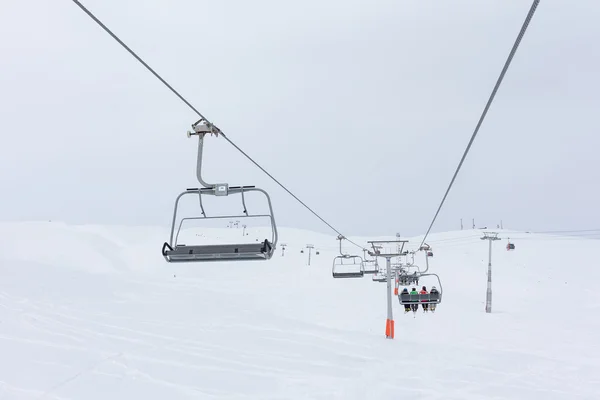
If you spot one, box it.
[420,244,433,258]
[332,235,365,278]
[161,119,278,262]
[362,249,379,274]
[398,271,419,286]
[370,247,388,282]
[372,269,388,282]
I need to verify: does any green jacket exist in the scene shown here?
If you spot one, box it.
[410,290,418,295]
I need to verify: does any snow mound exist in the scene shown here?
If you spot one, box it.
[0,221,599,399]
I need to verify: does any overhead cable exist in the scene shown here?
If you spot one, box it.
[418,0,541,249]
[70,0,366,251]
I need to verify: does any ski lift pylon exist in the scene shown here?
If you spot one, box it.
[161,120,278,262]
[332,235,365,278]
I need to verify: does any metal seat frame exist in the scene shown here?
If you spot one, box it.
[362,249,379,274]
[372,271,387,282]
[332,235,365,278]
[162,119,278,263]
[369,245,391,282]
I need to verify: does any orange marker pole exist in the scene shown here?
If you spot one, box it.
[385,318,395,339]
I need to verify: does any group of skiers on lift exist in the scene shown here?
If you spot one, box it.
[400,285,439,313]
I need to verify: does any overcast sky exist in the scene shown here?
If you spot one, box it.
[1,0,598,238]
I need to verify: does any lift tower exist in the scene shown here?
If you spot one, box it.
[367,240,408,339]
[481,232,501,313]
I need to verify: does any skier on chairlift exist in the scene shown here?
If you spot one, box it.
[401,287,411,313]
[419,286,429,312]
[409,287,419,313]
[429,286,439,313]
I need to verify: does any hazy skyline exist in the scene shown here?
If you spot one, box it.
[1,0,598,238]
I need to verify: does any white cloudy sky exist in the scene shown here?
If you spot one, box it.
[1,0,598,237]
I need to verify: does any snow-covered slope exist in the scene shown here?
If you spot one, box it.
[0,221,598,399]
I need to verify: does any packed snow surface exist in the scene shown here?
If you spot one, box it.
[1,221,599,399]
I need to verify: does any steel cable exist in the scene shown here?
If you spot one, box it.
[70,0,366,251]
[419,0,541,249]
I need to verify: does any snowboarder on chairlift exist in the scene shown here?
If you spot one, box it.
[401,288,411,313]
[419,286,429,312]
[429,286,439,312]
[409,287,419,313]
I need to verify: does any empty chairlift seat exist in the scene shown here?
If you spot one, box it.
[332,255,365,278]
[331,235,366,278]
[161,120,278,263]
[372,271,388,282]
[161,186,278,262]
[362,260,379,274]
[163,239,274,262]
[361,249,379,274]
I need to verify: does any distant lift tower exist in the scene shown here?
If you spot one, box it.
[305,244,315,266]
[367,240,408,339]
[481,232,501,313]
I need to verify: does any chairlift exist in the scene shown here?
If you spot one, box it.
[506,239,515,251]
[398,273,443,306]
[333,256,365,278]
[398,270,419,286]
[362,249,379,274]
[162,120,278,262]
[372,270,387,282]
[427,251,434,257]
[332,235,365,278]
